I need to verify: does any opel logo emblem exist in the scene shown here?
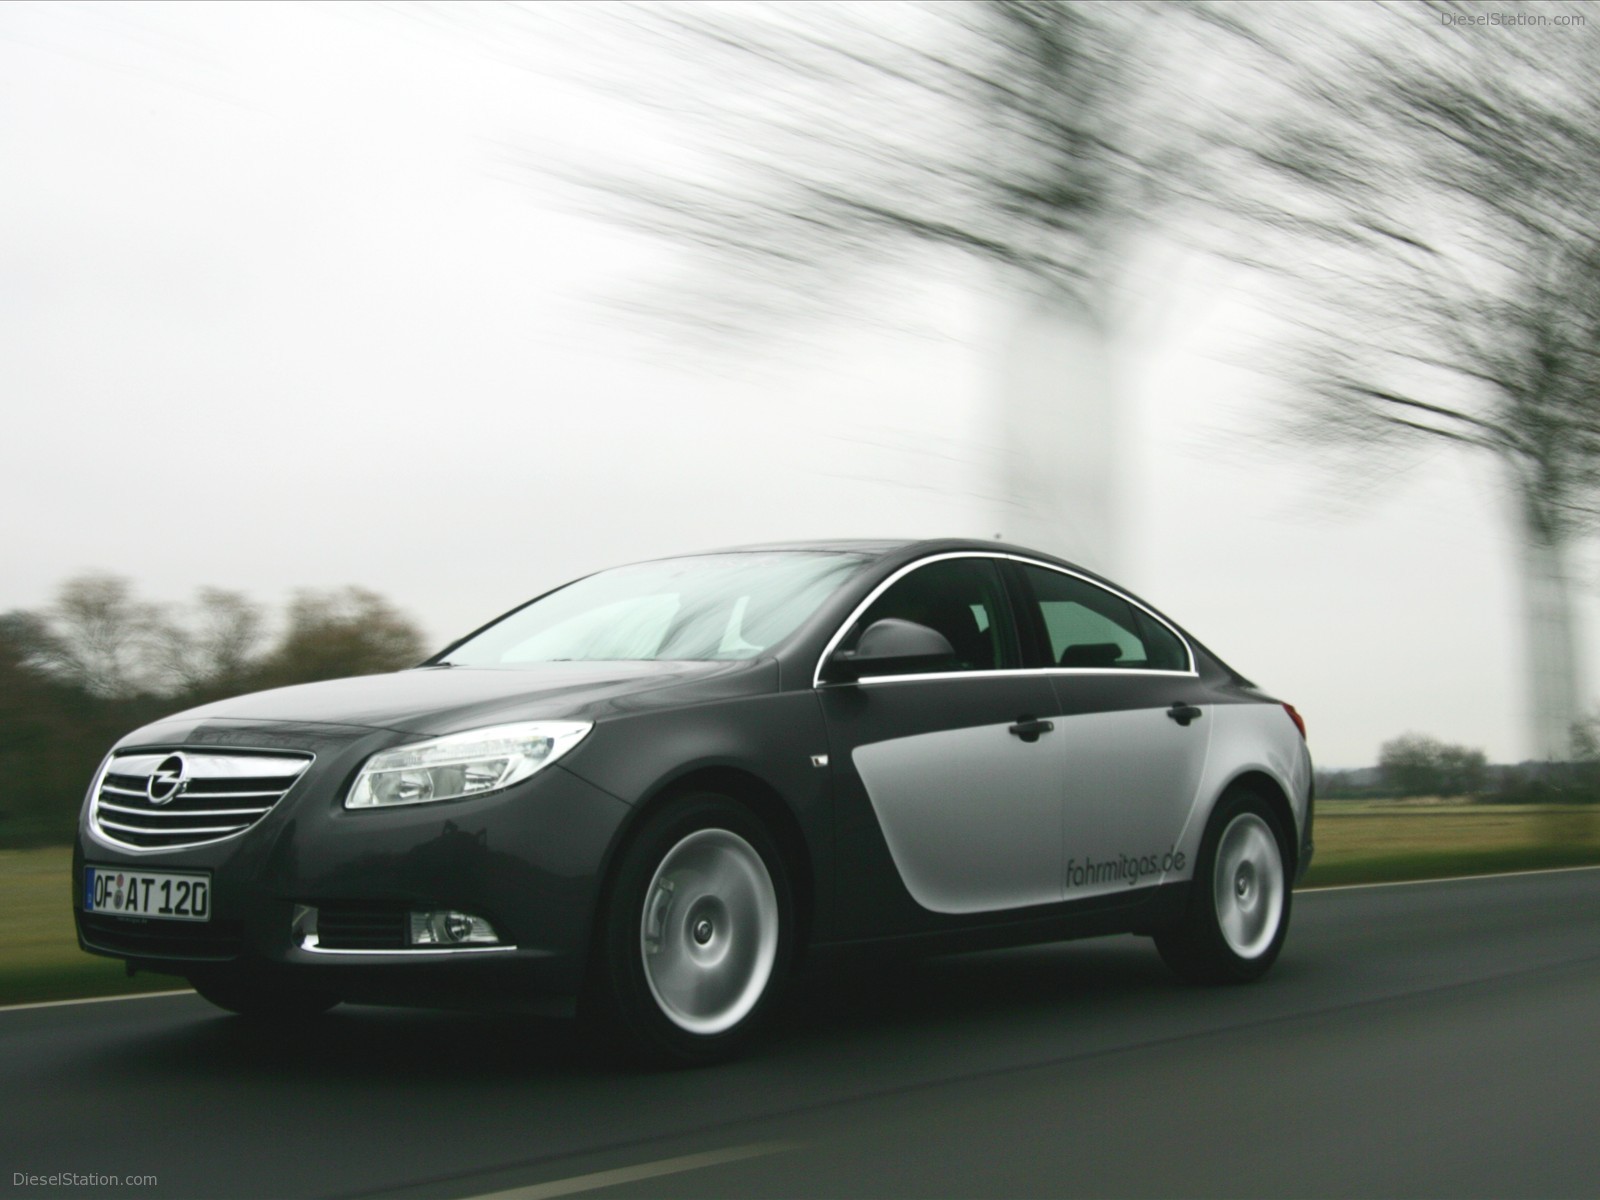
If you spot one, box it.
[147,754,188,805]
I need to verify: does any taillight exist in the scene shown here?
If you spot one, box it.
[1283,703,1306,739]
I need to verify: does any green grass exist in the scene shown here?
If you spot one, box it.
[5,801,1600,1005]
[1300,800,1600,887]
[0,847,187,1006]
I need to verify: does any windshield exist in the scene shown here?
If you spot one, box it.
[442,552,870,665]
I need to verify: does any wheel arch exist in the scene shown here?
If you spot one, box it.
[1216,768,1298,880]
[1180,702,1309,885]
[588,764,817,966]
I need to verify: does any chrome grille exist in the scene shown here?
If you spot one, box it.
[91,750,313,850]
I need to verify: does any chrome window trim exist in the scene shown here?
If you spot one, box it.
[853,667,1200,687]
[811,551,1198,688]
[1007,555,1196,674]
[299,934,518,957]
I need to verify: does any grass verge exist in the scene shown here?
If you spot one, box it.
[0,847,187,1007]
[1298,800,1600,887]
[5,802,1600,1005]
[0,961,185,1007]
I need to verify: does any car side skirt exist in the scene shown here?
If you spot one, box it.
[809,881,1189,962]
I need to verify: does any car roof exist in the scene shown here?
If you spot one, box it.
[707,537,1072,559]
[705,539,915,555]
[705,537,1098,576]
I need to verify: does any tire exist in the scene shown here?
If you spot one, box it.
[587,793,794,1066]
[187,969,340,1020]
[1156,786,1292,984]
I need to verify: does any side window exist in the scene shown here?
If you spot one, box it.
[846,558,1018,673]
[1019,565,1188,672]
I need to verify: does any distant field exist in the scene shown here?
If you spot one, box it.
[1301,800,1600,886]
[5,802,1600,1005]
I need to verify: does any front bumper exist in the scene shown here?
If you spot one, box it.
[73,722,631,1013]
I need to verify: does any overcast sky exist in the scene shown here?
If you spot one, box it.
[2,0,1592,766]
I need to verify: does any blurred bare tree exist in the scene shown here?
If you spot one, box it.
[465,0,1600,755]
[0,578,428,844]
[507,0,1200,569]
[253,587,428,688]
[152,588,266,699]
[1214,0,1600,759]
[24,574,164,699]
[554,2,1167,328]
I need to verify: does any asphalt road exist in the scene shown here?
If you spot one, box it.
[6,868,1600,1200]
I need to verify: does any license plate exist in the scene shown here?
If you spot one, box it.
[84,866,211,922]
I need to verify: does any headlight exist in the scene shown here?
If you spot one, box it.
[344,721,591,809]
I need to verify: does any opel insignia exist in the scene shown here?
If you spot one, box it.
[74,540,1313,1063]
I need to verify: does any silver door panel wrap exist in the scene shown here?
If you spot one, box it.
[1167,703,1313,868]
[1054,706,1214,898]
[853,722,1063,914]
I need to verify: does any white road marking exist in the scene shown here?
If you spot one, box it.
[464,1141,800,1200]
[1299,861,1600,893]
[0,988,192,1014]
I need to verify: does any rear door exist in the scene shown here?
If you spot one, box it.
[1010,562,1213,899]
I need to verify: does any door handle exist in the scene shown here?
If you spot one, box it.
[1009,717,1055,743]
[1167,703,1203,727]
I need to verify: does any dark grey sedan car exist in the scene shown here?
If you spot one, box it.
[74,539,1312,1062]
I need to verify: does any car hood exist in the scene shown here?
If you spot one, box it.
[151,659,780,737]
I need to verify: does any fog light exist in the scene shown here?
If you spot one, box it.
[408,910,500,946]
[291,904,318,941]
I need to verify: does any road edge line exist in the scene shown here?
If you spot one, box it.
[0,988,193,1014]
[1299,861,1600,893]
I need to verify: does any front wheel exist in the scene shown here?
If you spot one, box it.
[1156,787,1291,984]
[587,793,793,1065]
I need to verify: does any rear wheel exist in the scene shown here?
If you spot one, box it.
[1156,786,1291,984]
[588,793,793,1065]
[187,969,340,1020]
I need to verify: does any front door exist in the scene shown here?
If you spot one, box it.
[820,556,1065,932]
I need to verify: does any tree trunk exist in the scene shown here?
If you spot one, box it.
[993,291,1122,574]
[1518,493,1584,762]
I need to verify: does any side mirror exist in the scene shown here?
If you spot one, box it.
[824,618,956,683]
